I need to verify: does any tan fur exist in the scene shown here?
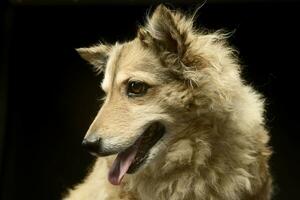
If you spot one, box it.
[64,5,272,200]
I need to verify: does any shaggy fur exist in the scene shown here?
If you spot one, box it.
[64,5,272,200]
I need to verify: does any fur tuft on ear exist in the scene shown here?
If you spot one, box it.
[76,44,111,74]
[138,4,204,87]
[138,4,193,58]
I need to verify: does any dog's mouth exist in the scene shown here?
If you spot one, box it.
[108,122,165,185]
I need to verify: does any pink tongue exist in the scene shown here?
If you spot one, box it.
[108,143,139,185]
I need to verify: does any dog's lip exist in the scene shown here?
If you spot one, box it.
[108,122,166,185]
[127,122,166,173]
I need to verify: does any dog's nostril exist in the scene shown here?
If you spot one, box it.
[81,136,101,155]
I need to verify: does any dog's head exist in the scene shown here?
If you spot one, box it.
[77,5,240,185]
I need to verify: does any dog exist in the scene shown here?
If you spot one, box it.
[64,5,273,200]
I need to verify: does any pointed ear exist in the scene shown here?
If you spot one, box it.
[138,4,192,58]
[76,44,111,73]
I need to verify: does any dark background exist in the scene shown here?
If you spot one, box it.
[0,0,299,199]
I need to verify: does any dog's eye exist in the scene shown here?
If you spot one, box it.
[127,81,149,97]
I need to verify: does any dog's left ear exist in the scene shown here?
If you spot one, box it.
[76,44,111,74]
[138,5,193,59]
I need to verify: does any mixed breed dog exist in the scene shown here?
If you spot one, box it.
[64,5,272,200]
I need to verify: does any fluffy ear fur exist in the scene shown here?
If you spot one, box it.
[138,5,193,60]
[76,44,111,74]
[138,5,204,86]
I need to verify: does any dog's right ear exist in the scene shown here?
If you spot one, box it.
[138,5,193,59]
[76,44,111,74]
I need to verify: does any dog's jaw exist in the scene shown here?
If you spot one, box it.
[107,122,165,185]
[108,138,140,185]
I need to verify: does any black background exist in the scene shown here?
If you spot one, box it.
[0,0,299,199]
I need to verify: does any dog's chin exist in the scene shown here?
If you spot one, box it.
[107,122,165,185]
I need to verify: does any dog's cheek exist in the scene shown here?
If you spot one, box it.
[160,85,195,111]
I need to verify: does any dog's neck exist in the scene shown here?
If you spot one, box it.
[123,113,271,200]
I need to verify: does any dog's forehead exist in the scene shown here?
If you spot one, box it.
[101,44,123,93]
[102,40,161,92]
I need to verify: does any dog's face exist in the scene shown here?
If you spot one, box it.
[79,39,187,185]
[83,40,175,155]
[77,5,239,185]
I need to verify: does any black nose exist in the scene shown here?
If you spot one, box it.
[82,135,101,156]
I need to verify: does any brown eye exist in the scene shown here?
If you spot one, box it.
[127,81,149,97]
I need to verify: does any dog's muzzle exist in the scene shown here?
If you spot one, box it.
[81,122,166,185]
